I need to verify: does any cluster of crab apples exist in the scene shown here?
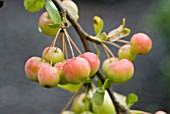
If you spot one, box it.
[25,47,100,88]
[102,33,152,84]
[25,32,152,88]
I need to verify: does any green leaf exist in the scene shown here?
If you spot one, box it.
[102,78,111,90]
[82,78,92,84]
[57,83,82,93]
[24,0,44,12]
[44,0,61,24]
[49,23,60,28]
[93,16,104,36]
[95,78,103,88]
[92,88,105,106]
[99,32,107,41]
[126,93,138,108]
[107,18,131,42]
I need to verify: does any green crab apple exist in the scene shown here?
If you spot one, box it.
[80,52,100,77]
[38,11,59,36]
[38,66,60,88]
[92,91,116,114]
[80,111,94,114]
[107,59,134,84]
[61,0,79,21]
[25,57,49,82]
[118,44,136,61]
[42,47,63,65]
[61,111,75,114]
[130,33,152,55]
[102,57,118,75]
[71,93,91,113]
[62,57,91,84]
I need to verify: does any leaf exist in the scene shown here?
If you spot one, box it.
[102,78,111,90]
[57,83,82,93]
[126,93,138,108]
[24,0,44,12]
[49,23,60,28]
[82,78,92,84]
[44,0,61,24]
[107,18,131,42]
[92,88,105,106]
[95,78,103,88]
[99,32,107,41]
[93,16,104,36]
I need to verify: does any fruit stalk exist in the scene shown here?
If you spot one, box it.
[51,0,130,113]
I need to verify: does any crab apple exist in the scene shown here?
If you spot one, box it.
[118,44,136,61]
[38,66,60,88]
[42,47,63,65]
[38,11,59,36]
[130,33,152,55]
[92,91,116,114]
[71,93,91,113]
[62,57,91,84]
[80,111,94,114]
[102,57,118,75]
[107,59,134,84]
[155,111,167,114]
[61,0,79,21]
[25,57,50,82]
[61,111,75,114]
[80,52,100,77]
[54,62,68,85]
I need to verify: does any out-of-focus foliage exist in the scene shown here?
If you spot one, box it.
[152,0,170,47]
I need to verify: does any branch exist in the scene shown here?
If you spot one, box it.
[51,0,130,113]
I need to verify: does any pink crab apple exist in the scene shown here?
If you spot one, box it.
[38,11,59,36]
[42,47,63,65]
[80,52,100,77]
[38,66,60,88]
[62,57,91,84]
[54,62,68,85]
[25,57,50,82]
[71,93,91,113]
[130,33,152,55]
[107,59,134,84]
[118,44,136,61]
[102,57,118,75]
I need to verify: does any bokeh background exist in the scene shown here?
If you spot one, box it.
[0,0,170,113]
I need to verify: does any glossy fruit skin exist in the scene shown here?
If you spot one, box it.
[42,47,63,65]
[130,33,152,55]
[118,44,136,61]
[102,57,118,75]
[54,62,68,85]
[62,57,91,84]
[25,57,49,82]
[38,11,59,36]
[72,93,91,113]
[61,0,79,21]
[92,91,116,114]
[107,59,134,84]
[38,66,60,88]
[80,52,100,77]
